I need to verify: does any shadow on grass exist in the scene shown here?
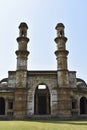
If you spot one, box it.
[0,119,87,126]
[27,120,87,126]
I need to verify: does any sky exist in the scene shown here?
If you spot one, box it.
[0,0,87,83]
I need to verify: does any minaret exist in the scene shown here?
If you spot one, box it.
[16,22,29,70]
[54,23,69,87]
[54,23,71,117]
[14,22,29,119]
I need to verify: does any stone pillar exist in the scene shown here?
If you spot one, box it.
[14,88,27,119]
[54,23,69,88]
[54,23,71,117]
[15,22,29,71]
[14,22,30,119]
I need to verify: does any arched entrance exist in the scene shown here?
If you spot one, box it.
[34,85,50,115]
[80,97,87,114]
[0,97,5,115]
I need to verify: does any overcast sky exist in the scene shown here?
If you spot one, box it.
[0,0,87,83]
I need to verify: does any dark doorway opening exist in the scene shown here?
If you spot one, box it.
[38,95,46,114]
[80,97,87,114]
[34,85,50,115]
[0,97,5,115]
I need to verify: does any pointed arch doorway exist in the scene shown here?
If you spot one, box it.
[80,97,87,114]
[34,85,51,115]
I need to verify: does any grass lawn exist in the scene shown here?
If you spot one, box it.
[0,120,87,130]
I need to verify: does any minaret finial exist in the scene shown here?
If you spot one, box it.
[55,23,65,37]
[19,22,28,37]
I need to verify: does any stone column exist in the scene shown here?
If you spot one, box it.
[14,22,30,119]
[54,23,69,88]
[54,23,71,117]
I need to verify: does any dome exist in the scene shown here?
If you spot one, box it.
[76,78,87,89]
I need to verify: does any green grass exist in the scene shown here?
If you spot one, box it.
[0,120,87,130]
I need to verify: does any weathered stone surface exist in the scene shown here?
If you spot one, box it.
[0,23,87,119]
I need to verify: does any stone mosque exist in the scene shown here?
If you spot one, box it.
[0,22,87,119]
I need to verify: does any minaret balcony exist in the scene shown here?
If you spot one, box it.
[15,50,29,57]
[16,37,29,43]
[55,50,69,57]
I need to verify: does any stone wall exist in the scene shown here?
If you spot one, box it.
[27,71,58,116]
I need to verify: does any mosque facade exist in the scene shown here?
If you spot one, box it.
[0,22,87,119]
